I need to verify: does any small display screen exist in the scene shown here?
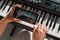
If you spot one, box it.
[13,8,38,24]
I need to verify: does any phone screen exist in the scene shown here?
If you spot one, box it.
[13,8,38,24]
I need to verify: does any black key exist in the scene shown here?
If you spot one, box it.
[0,16,3,20]
[7,1,14,12]
[30,7,32,11]
[49,15,55,29]
[58,25,60,33]
[36,9,38,12]
[22,4,25,8]
[0,0,6,9]
[2,0,10,11]
[52,16,58,31]
[35,9,39,23]
[23,5,26,9]
[24,5,27,9]
[46,14,51,26]
[41,12,46,24]
[37,11,43,23]
[33,8,35,12]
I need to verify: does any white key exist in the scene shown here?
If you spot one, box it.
[0,0,4,7]
[47,15,53,29]
[52,18,60,33]
[37,10,41,15]
[52,23,59,37]
[0,1,14,17]
[36,10,41,24]
[57,18,60,33]
[42,13,49,25]
[49,16,56,33]
[48,15,53,34]
[57,31,60,38]
[0,0,5,13]
[49,17,60,38]
[3,1,12,13]
[3,2,15,17]
[1,1,11,17]
[31,8,34,12]
[44,38,48,40]
[7,2,15,13]
[26,6,31,10]
[0,0,8,11]
[39,12,44,23]
[57,18,60,38]
[0,0,7,17]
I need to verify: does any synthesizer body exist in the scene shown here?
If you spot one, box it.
[0,0,60,40]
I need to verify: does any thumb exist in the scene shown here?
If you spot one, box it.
[9,4,21,16]
[33,25,37,33]
[13,18,21,23]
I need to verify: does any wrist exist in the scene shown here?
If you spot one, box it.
[0,19,9,24]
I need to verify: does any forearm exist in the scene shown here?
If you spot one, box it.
[0,19,9,37]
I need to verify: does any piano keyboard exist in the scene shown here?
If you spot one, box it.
[0,0,15,17]
[0,0,60,40]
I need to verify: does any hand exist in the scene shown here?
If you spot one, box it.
[33,24,48,40]
[2,4,21,23]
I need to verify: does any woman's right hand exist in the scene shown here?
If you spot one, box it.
[33,23,48,40]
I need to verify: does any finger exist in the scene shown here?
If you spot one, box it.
[44,34,46,38]
[36,23,44,33]
[9,4,21,16]
[39,24,43,31]
[13,18,21,22]
[33,26,36,33]
[14,4,21,8]
[41,24,44,30]
[36,23,42,30]
[43,24,48,33]
[39,29,46,37]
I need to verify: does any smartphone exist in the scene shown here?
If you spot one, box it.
[13,8,38,24]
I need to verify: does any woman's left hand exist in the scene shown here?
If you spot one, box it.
[2,4,21,23]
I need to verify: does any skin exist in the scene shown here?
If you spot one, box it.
[0,4,48,40]
[33,24,48,40]
[0,4,21,37]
